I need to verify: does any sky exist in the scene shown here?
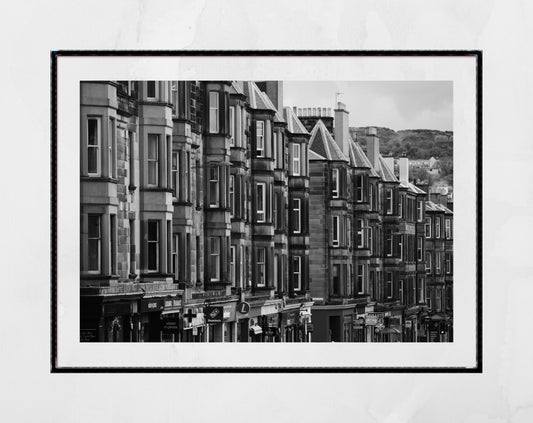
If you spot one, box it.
[283,81,453,132]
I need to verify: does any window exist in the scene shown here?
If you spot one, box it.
[172,234,179,280]
[369,184,374,210]
[331,168,339,198]
[209,91,219,133]
[147,220,159,272]
[436,289,442,312]
[129,219,135,276]
[417,200,424,222]
[273,132,278,168]
[436,252,442,274]
[347,217,352,248]
[230,245,236,286]
[209,165,219,207]
[87,214,101,273]
[147,134,159,186]
[385,230,393,257]
[356,174,364,202]
[229,106,235,146]
[435,217,441,238]
[445,219,451,239]
[292,143,301,176]
[172,151,179,199]
[332,215,340,247]
[332,264,340,295]
[87,117,100,176]
[425,252,432,272]
[147,81,156,99]
[356,219,364,248]
[425,217,432,238]
[186,152,191,202]
[426,289,432,309]
[293,256,301,291]
[356,264,365,294]
[398,235,403,261]
[417,236,423,261]
[110,215,116,274]
[128,131,135,186]
[399,279,404,304]
[368,226,373,255]
[386,189,393,214]
[385,272,393,298]
[240,245,244,289]
[256,121,264,157]
[418,277,425,303]
[445,252,452,274]
[292,198,301,234]
[256,182,266,223]
[229,174,235,217]
[210,237,221,281]
[398,195,403,218]
[257,248,266,287]
[369,271,375,300]
[108,118,116,178]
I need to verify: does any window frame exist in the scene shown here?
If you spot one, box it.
[293,255,302,291]
[87,214,101,274]
[435,216,441,238]
[425,251,432,272]
[332,215,340,247]
[292,143,301,176]
[147,134,159,187]
[229,105,235,146]
[357,264,365,295]
[417,236,423,261]
[146,81,157,99]
[171,151,179,199]
[386,189,393,214]
[356,219,364,248]
[209,165,220,208]
[256,120,265,157]
[229,174,235,217]
[210,237,221,282]
[385,272,393,299]
[209,91,219,133]
[257,247,266,287]
[417,200,424,222]
[356,174,364,203]
[147,220,160,272]
[331,168,339,198]
[256,182,266,223]
[87,117,101,176]
[292,198,301,234]
[425,217,432,238]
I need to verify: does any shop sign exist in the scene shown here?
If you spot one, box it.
[282,310,299,326]
[236,302,250,315]
[161,317,180,334]
[140,298,164,313]
[205,306,224,323]
[353,317,365,328]
[366,312,384,326]
[405,320,413,328]
[104,302,133,316]
[192,290,226,300]
[261,303,281,315]
[306,323,314,332]
[223,304,236,321]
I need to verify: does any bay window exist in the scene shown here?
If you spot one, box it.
[229,174,235,217]
[257,248,266,287]
[209,165,219,208]
[356,219,364,248]
[445,219,451,239]
[386,189,393,214]
[425,217,432,238]
[332,215,340,247]
[385,272,393,298]
[357,264,365,294]
[229,106,235,146]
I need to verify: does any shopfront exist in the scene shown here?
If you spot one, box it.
[180,305,206,342]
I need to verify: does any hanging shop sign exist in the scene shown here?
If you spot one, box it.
[223,303,236,322]
[204,306,224,323]
[282,310,300,326]
[366,312,384,326]
[236,302,250,315]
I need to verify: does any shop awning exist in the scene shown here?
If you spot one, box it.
[249,325,263,335]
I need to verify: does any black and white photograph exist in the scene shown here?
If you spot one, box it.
[79,79,455,344]
[53,52,478,370]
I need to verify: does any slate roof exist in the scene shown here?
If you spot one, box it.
[425,201,452,214]
[309,149,326,161]
[283,107,308,134]
[347,139,380,177]
[376,155,399,183]
[308,119,348,162]
[230,81,245,96]
[242,81,277,112]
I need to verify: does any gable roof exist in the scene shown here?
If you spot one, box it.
[376,155,399,183]
[309,149,326,161]
[230,81,245,96]
[347,139,380,177]
[309,120,348,162]
[283,107,308,134]
[242,81,277,112]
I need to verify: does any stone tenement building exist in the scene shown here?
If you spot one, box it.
[79,80,452,343]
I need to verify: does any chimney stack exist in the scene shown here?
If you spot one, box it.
[366,127,379,168]
[399,157,409,183]
[334,102,350,158]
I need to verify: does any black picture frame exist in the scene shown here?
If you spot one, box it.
[51,50,482,373]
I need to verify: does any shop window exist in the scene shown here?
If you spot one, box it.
[147,220,159,272]
[147,134,159,187]
[87,214,101,273]
[87,117,100,176]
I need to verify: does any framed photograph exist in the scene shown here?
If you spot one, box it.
[51,51,481,371]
